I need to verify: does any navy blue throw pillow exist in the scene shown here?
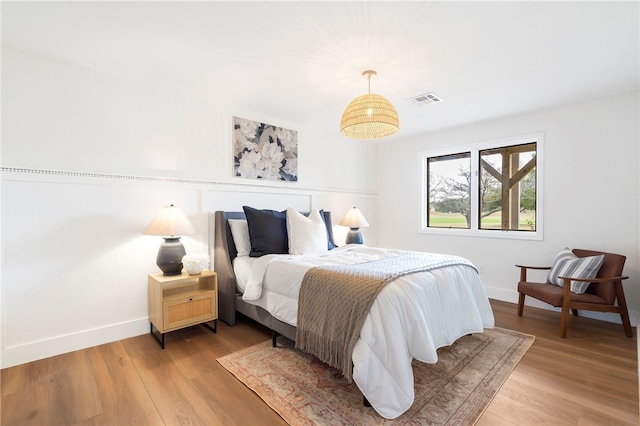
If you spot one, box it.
[243,206,288,257]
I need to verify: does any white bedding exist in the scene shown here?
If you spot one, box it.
[233,245,495,419]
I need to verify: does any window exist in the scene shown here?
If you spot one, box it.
[421,133,542,240]
[479,143,537,231]
[427,152,471,229]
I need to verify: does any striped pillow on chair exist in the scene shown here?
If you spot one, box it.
[546,248,604,294]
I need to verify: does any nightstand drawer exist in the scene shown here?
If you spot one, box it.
[163,290,217,331]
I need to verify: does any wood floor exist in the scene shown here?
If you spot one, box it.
[2,299,638,425]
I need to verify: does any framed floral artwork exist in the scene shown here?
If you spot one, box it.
[233,116,298,182]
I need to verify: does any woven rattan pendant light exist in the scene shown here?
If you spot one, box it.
[340,70,399,140]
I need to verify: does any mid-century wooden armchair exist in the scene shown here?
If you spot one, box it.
[516,249,632,338]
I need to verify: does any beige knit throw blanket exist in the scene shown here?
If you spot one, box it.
[295,251,476,382]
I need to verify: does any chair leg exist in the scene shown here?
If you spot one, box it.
[558,279,574,338]
[620,311,633,338]
[615,283,633,338]
[560,307,570,338]
[517,292,525,316]
[571,309,578,316]
[560,297,572,338]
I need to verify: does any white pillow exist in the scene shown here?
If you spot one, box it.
[286,207,329,256]
[229,219,251,257]
[546,247,604,294]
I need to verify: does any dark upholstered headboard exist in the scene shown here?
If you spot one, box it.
[212,210,335,326]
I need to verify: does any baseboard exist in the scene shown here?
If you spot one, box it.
[0,317,149,368]
[485,286,519,304]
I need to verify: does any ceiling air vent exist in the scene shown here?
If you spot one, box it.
[410,92,443,105]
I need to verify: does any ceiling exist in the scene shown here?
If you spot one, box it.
[2,1,639,140]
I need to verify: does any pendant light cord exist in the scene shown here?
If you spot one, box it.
[362,69,376,95]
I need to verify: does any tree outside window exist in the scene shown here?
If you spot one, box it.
[427,153,471,228]
[479,143,536,231]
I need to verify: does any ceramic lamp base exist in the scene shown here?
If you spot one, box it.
[156,237,186,275]
[345,228,363,244]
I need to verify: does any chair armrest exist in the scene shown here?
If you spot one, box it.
[558,275,629,283]
[516,264,551,282]
[515,265,551,270]
[560,275,629,299]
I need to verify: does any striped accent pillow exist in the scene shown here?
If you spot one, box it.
[546,248,604,294]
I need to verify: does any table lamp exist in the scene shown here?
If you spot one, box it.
[143,204,197,275]
[339,207,369,244]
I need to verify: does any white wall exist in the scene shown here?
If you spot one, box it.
[0,48,378,367]
[3,46,637,368]
[376,91,640,325]
[2,48,377,192]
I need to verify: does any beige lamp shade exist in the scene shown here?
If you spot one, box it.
[339,207,370,229]
[339,207,369,245]
[143,204,197,237]
[340,70,399,140]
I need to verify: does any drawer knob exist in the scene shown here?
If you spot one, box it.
[189,297,193,301]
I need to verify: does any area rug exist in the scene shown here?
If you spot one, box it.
[217,327,534,425]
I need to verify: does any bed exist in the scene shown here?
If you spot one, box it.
[212,207,495,419]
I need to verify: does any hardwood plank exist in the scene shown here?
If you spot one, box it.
[474,409,519,426]
[120,328,164,360]
[479,391,576,425]
[3,383,55,426]
[86,341,164,425]
[191,369,287,426]
[1,350,102,425]
[131,344,227,425]
[1,300,637,425]
[159,326,222,381]
[71,413,106,426]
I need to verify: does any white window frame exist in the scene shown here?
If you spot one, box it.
[420,132,543,240]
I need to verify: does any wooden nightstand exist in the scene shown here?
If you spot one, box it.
[148,270,218,349]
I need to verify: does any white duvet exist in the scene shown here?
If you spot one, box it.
[233,245,495,419]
